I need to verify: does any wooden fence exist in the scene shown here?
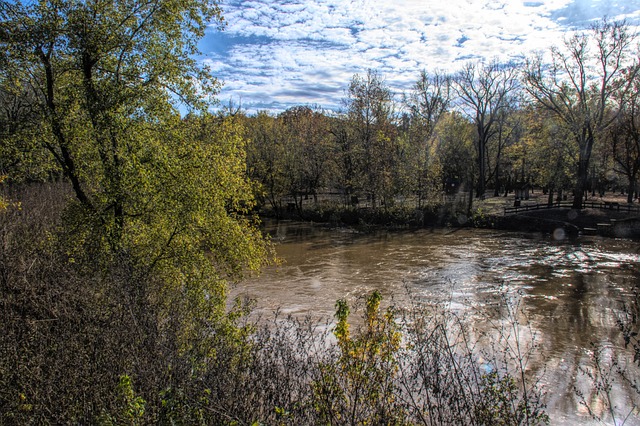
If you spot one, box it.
[504,201,640,216]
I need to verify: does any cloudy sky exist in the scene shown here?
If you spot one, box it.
[199,0,640,112]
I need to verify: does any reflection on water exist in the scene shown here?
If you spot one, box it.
[233,220,640,424]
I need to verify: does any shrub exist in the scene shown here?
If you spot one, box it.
[312,292,407,424]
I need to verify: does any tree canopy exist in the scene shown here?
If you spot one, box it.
[0,2,271,420]
[1,0,271,276]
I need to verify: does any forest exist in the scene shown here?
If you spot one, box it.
[240,25,640,220]
[1,0,639,424]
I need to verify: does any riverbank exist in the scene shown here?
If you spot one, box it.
[494,208,640,237]
[473,192,640,238]
[258,192,640,239]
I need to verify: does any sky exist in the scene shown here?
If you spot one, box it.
[199,0,640,113]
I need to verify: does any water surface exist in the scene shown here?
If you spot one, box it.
[234,221,640,424]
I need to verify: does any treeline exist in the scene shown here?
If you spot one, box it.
[240,20,640,218]
[2,18,639,218]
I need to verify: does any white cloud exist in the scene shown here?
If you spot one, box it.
[203,0,640,112]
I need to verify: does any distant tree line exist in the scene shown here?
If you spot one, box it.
[240,20,640,216]
[2,18,638,215]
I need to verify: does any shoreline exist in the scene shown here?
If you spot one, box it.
[257,204,640,240]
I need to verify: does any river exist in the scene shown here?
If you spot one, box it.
[233,220,640,424]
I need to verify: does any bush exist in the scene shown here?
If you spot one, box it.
[197,291,549,425]
[312,292,406,424]
[0,184,257,423]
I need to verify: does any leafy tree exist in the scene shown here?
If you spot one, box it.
[330,113,360,205]
[523,19,639,209]
[0,0,226,242]
[0,70,56,181]
[245,111,289,214]
[403,70,452,206]
[432,111,475,198]
[0,1,270,421]
[279,106,334,209]
[244,107,334,216]
[0,0,270,268]
[344,69,398,208]
[514,105,577,205]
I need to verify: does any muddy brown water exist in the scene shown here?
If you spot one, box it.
[233,220,640,424]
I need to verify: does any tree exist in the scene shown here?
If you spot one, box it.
[0,0,271,271]
[488,104,523,197]
[403,70,452,206]
[330,113,359,206]
[344,69,398,208]
[432,111,475,199]
[0,52,57,181]
[405,70,452,139]
[0,0,225,244]
[608,76,640,203]
[515,105,577,205]
[244,107,334,216]
[523,19,638,209]
[455,60,519,198]
[279,106,334,209]
[245,111,289,214]
[0,2,270,419]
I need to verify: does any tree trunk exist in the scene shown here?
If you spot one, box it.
[476,145,485,198]
[573,162,588,209]
[573,134,595,209]
[494,162,500,197]
[467,184,474,216]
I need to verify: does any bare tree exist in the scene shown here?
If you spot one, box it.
[608,74,640,203]
[523,19,638,209]
[455,60,519,198]
[405,70,452,139]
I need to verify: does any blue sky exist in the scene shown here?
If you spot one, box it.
[199,0,640,113]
